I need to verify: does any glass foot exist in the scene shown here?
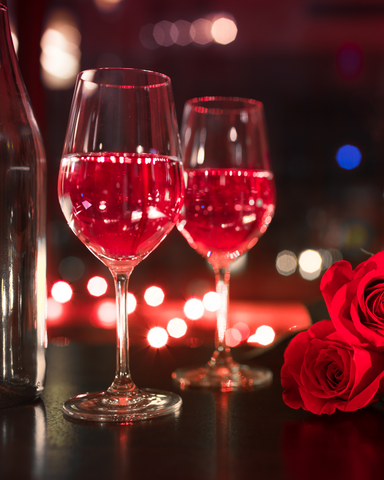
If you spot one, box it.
[172,350,272,391]
[62,388,182,423]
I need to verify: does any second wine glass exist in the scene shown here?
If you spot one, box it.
[173,97,276,391]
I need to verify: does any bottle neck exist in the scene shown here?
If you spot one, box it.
[0,0,31,126]
[0,2,23,89]
[0,2,15,59]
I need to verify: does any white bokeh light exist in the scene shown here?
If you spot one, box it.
[248,325,276,346]
[298,249,322,273]
[211,17,237,45]
[40,9,81,89]
[87,276,108,297]
[203,291,220,312]
[167,318,188,338]
[127,293,137,314]
[298,249,322,280]
[51,281,73,303]
[184,297,205,320]
[148,327,168,348]
[144,286,165,307]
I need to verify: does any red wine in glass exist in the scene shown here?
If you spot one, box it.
[178,168,275,269]
[59,152,183,263]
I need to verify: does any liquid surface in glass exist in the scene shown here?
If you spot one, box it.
[58,152,184,263]
[178,168,275,265]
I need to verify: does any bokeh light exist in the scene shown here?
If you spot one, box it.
[153,20,174,47]
[127,293,137,314]
[184,297,205,320]
[211,17,237,45]
[97,300,116,328]
[275,250,297,276]
[225,328,242,347]
[203,291,220,312]
[190,18,212,45]
[336,144,362,170]
[167,318,188,338]
[144,286,165,307]
[147,327,168,348]
[298,249,322,280]
[47,297,63,320]
[93,0,123,13]
[140,14,238,49]
[51,281,73,303]
[232,322,250,342]
[59,256,85,282]
[87,276,108,297]
[248,325,275,346]
[40,9,81,89]
[172,19,193,46]
[298,249,322,273]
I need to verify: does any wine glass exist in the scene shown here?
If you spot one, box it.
[57,68,184,422]
[173,97,276,390]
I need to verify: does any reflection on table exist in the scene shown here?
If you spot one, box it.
[2,300,384,480]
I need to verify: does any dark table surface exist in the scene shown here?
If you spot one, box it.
[2,337,384,480]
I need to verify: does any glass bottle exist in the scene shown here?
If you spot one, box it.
[0,0,47,407]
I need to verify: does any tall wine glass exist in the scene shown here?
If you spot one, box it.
[57,68,184,422]
[173,97,276,390]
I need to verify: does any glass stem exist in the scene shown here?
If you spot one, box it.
[214,267,230,353]
[110,269,136,393]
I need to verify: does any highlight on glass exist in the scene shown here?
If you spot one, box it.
[57,68,184,422]
[173,96,276,391]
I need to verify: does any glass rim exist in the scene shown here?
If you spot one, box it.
[185,96,263,115]
[77,67,171,89]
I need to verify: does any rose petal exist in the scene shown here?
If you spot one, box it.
[328,281,365,345]
[320,347,352,395]
[298,388,339,415]
[320,261,354,312]
[281,364,305,409]
[350,271,384,347]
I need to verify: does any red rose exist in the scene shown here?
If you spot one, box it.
[320,251,384,349]
[281,320,384,414]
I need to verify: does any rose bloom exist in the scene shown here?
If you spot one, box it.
[281,320,384,414]
[321,251,384,349]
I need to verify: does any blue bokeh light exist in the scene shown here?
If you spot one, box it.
[335,144,362,170]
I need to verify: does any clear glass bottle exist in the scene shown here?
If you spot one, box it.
[0,0,47,407]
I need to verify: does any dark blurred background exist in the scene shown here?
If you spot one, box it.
[8,0,384,325]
